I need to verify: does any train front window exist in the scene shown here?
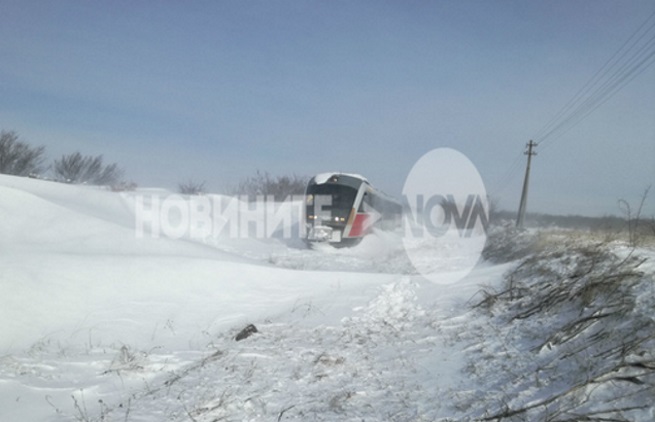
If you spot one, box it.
[306,184,357,222]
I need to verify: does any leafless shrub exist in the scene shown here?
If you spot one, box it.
[110,180,138,192]
[54,152,124,185]
[0,130,46,176]
[103,345,147,374]
[472,240,654,421]
[71,390,112,422]
[229,170,307,201]
[178,180,206,195]
[481,226,546,263]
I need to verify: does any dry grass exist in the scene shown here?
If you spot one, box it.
[473,230,655,421]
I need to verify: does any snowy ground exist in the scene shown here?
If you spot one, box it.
[1,174,653,421]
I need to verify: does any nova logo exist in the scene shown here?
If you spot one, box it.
[403,194,489,238]
[402,148,488,285]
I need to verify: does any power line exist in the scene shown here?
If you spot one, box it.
[541,36,655,152]
[533,10,655,142]
[534,10,655,151]
[489,150,524,197]
[491,11,655,215]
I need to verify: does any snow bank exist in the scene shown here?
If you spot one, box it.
[3,175,651,421]
[0,175,395,354]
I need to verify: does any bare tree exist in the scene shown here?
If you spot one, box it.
[178,180,206,195]
[53,152,124,185]
[230,170,308,201]
[0,130,46,176]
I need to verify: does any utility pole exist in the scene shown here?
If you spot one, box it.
[516,140,537,229]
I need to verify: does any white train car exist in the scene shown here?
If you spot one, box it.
[304,173,402,246]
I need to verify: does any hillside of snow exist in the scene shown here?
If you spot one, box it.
[1,174,653,421]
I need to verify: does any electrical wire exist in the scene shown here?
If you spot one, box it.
[534,10,655,152]
[487,11,655,206]
[533,10,655,142]
[490,150,524,195]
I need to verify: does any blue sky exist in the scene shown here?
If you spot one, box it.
[1,0,654,216]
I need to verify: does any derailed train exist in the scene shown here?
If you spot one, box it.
[304,173,402,246]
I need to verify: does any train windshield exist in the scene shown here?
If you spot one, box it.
[306,183,357,219]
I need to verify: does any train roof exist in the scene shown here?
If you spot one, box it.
[311,172,369,185]
[308,172,401,206]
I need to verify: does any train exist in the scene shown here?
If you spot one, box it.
[304,172,402,246]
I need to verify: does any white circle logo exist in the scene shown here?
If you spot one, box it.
[402,148,489,284]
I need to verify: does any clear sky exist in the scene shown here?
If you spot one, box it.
[1,0,654,217]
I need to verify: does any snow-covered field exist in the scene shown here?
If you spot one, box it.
[1,174,653,421]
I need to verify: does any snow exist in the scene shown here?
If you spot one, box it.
[311,172,368,185]
[1,174,653,421]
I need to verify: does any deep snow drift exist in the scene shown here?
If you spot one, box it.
[1,174,653,421]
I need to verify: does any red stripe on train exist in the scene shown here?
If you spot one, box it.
[348,213,370,238]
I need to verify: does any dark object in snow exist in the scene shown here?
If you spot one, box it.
[235,324,258,341]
